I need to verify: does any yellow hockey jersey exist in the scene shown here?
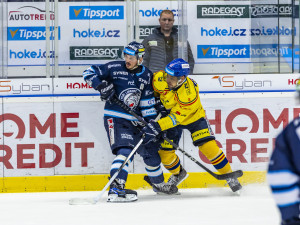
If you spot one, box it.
[153,71,206,131]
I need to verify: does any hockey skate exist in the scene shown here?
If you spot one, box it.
[226,177,242,193]
[144,176,178,195]
[107,178,137,203]
[168,166,189,186]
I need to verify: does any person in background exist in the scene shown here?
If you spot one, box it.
[267,80,300,225]
[142,9,195,74]
[82,41,178,202]
[142,58,243,193]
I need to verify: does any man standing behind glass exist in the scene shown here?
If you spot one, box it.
[142,9,195,74]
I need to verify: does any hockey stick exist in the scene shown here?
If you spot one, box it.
[111,96,243,180]
[69,138,144,205]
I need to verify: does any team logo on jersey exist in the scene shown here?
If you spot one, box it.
[119,88,141,109]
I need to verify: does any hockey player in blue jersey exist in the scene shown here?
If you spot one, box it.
[267,80,300,224]
[83,41,178,202]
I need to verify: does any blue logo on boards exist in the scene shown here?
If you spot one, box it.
[69,6,124,20]
[7,26,61,41]
[197,45,250,58]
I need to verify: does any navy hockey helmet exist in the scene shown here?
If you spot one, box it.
[124,41,145,59]
[165,58,190,77]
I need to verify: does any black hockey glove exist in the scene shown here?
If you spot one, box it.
[155,98,168,117]
[96,81,115,101]
[282,217,300,225]
[142,120,162,145]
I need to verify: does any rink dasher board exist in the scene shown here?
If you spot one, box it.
[0,91,297,192]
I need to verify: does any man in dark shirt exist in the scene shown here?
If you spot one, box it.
[142,10,194,74]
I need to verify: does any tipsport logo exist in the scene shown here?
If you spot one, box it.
[7,26,61,41]
[197,45,250,58]
[198,44,294,59]
[250,44,291,58]
[69,6,124,20]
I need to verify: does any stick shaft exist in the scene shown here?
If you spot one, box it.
[93,138,144,203]
[112,97,243,180]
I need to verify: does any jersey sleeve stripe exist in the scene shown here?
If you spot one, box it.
[272,186,300,207]
[267,170,299,187]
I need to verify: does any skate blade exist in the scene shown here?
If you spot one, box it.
[233,190,241,196]
[156,191,181,196]
[107,194,138,203]
[69,198,97,205]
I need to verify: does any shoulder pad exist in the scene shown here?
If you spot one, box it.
[175,79,198,106]
[153,71,168,94]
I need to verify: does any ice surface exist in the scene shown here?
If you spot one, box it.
[0,184,280,225]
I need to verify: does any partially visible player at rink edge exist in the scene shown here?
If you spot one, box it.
[267,79,300,225]
[82,41,178,203]
[142,58,243,193]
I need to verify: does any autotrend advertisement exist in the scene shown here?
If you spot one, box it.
[7,4,58,66]
[7,2,127,66]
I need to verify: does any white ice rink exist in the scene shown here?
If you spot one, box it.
[0,184,280,225]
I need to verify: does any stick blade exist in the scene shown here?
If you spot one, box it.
[216,170,244,180]
[69,198,97,205]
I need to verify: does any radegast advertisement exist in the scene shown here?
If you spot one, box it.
[70,46,124,60]
[197,4,298,19]
[136,25,178,40]
[250,4,299,18]
[197,5,249,18]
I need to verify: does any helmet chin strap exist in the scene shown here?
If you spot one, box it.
[137,57,143,66]
[169,77,186,90]
[171,77,186,90]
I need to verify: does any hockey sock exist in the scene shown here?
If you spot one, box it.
[110,148,133,182]
[158,150,181,175]
[145,165,164,184]
[198,140,232,174]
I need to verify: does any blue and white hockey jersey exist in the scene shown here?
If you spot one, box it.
[83,61,157,121]
[268,117,300,221]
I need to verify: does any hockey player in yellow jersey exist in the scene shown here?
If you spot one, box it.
[142,58,242,192]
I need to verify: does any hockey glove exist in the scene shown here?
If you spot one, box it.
[142,120,162,145]
[155,98,168,117]
[282,217,300,225]
[96,81,115,101]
